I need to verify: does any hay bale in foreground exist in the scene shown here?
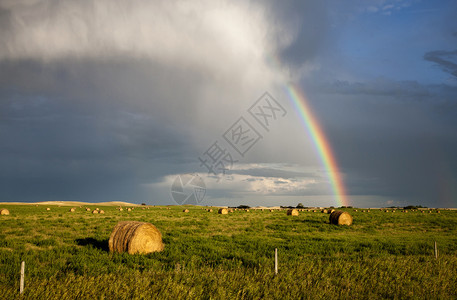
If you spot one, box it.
[69,208,76,212]
[0,209,10,215]
[46,208,51,211]
[287,209,299,216]
[218,208,228,215]
[109,221,164,254]
[99,210,105,214]
[86,208,90,212]
[183,209,189,213]
[322,209,328,214]
[329,210,353,226]
[92,210,99,214]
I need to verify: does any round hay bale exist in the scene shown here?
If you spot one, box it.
[46,208,51,211]
[322,209,328,214]
[183,209,189,213]
[287,209,299,216]
[218,208,228,215]
[0,209,10,215]
[99,210,105,214]
[329,210,353,226]
[92,210,99,214]
[127,208,132,212]
[96,208,99,211]
[329,209,335,214]
[119,208,124,211]
[69,208,76,212]
[245,209,250,212]
[109,221,164,254]
[270,209,274,212]
[208,209,213,212]
[86,208,91,212]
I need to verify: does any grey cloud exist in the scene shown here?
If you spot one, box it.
[424,50,457,78]
[260,0,329,67]
[305,78,457,108]
[274,180,288,184]
[313,79,431,98]
[231,167,317,180]
[302,78,457,206]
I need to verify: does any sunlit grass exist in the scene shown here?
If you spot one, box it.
[0,205,456,299]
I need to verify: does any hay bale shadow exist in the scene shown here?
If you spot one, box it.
[76,238,109,251]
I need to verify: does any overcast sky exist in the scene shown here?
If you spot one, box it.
[1,0,456,208]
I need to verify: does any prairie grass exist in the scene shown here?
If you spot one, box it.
[0,205,456,299]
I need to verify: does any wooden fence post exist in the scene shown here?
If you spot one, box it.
[20,261,25,294]
[275,248,278,275]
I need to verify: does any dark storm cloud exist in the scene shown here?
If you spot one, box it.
[0,86,196,201]
[260,0,329,67]
[0,0,281,203]
[303,78,457,206]
[424,50,457,78]
[1,0,456,208]
[0,57,213,203]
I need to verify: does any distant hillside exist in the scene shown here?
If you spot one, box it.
[0,201,140,207]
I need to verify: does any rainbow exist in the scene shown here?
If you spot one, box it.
[285,83,348,207]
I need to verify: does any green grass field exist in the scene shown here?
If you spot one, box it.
[1,205,456,299]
